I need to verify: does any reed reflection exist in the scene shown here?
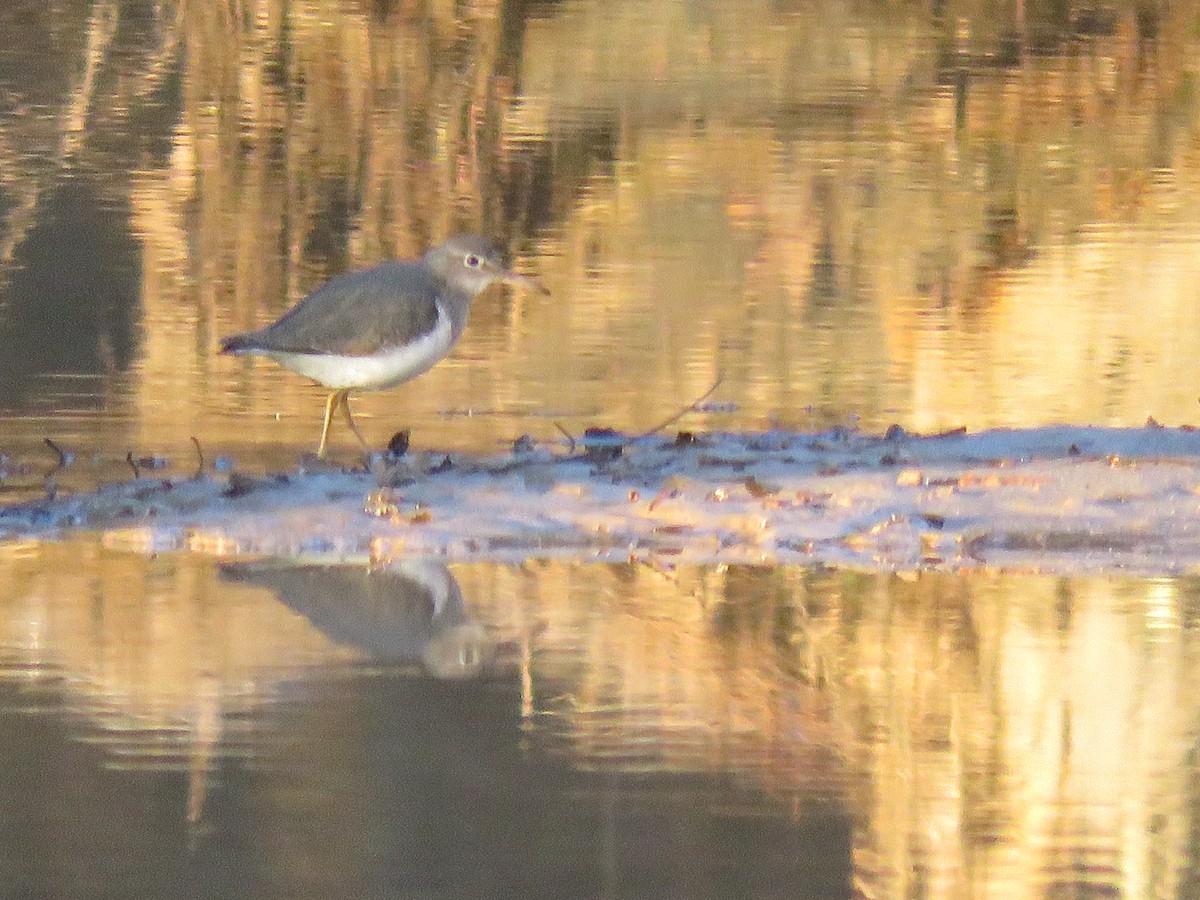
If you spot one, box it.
[460,563,1200,898]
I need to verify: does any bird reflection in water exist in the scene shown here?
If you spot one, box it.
[219,558,494,679]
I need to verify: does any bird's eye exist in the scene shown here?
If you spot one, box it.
[465,254,481,269]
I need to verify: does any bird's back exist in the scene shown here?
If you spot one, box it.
[221,261,444,358]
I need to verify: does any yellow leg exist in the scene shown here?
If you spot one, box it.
[316,390,345,459]
[337,392,371,454]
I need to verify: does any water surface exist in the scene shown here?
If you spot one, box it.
[2,540,1198,896]
[4,1,1200,896]
[2,1,1200,472]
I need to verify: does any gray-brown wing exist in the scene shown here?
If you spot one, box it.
[242,261,442,357]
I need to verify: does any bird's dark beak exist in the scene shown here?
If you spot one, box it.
[500,269,550,296]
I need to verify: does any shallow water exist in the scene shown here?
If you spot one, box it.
[2,539,1198,897]
[4,0,1200,896]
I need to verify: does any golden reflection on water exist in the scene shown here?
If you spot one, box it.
[1,539,1197,896]
[0,2,1199,466]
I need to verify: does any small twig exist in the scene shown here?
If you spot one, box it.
[633,372,725,442]
[190,436,204,478]
[553,421,577,454]
[41,438,67,499]
[506,374,723,472]
[42,438,69,494]
[43,437,66,472]
[126,451,140,479]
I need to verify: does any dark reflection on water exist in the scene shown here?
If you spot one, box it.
[0,676,851,900]
[2,540,1199,897]
[1,180,140,404]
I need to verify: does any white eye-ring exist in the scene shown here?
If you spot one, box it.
[465,254,482,269]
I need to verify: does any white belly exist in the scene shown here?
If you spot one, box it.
[265,306,455,390]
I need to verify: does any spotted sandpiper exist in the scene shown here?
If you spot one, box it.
[220,235,548,458]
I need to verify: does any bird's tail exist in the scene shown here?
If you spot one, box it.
[219,332,259,354]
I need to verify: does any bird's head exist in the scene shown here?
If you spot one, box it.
[424,234,549,298]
